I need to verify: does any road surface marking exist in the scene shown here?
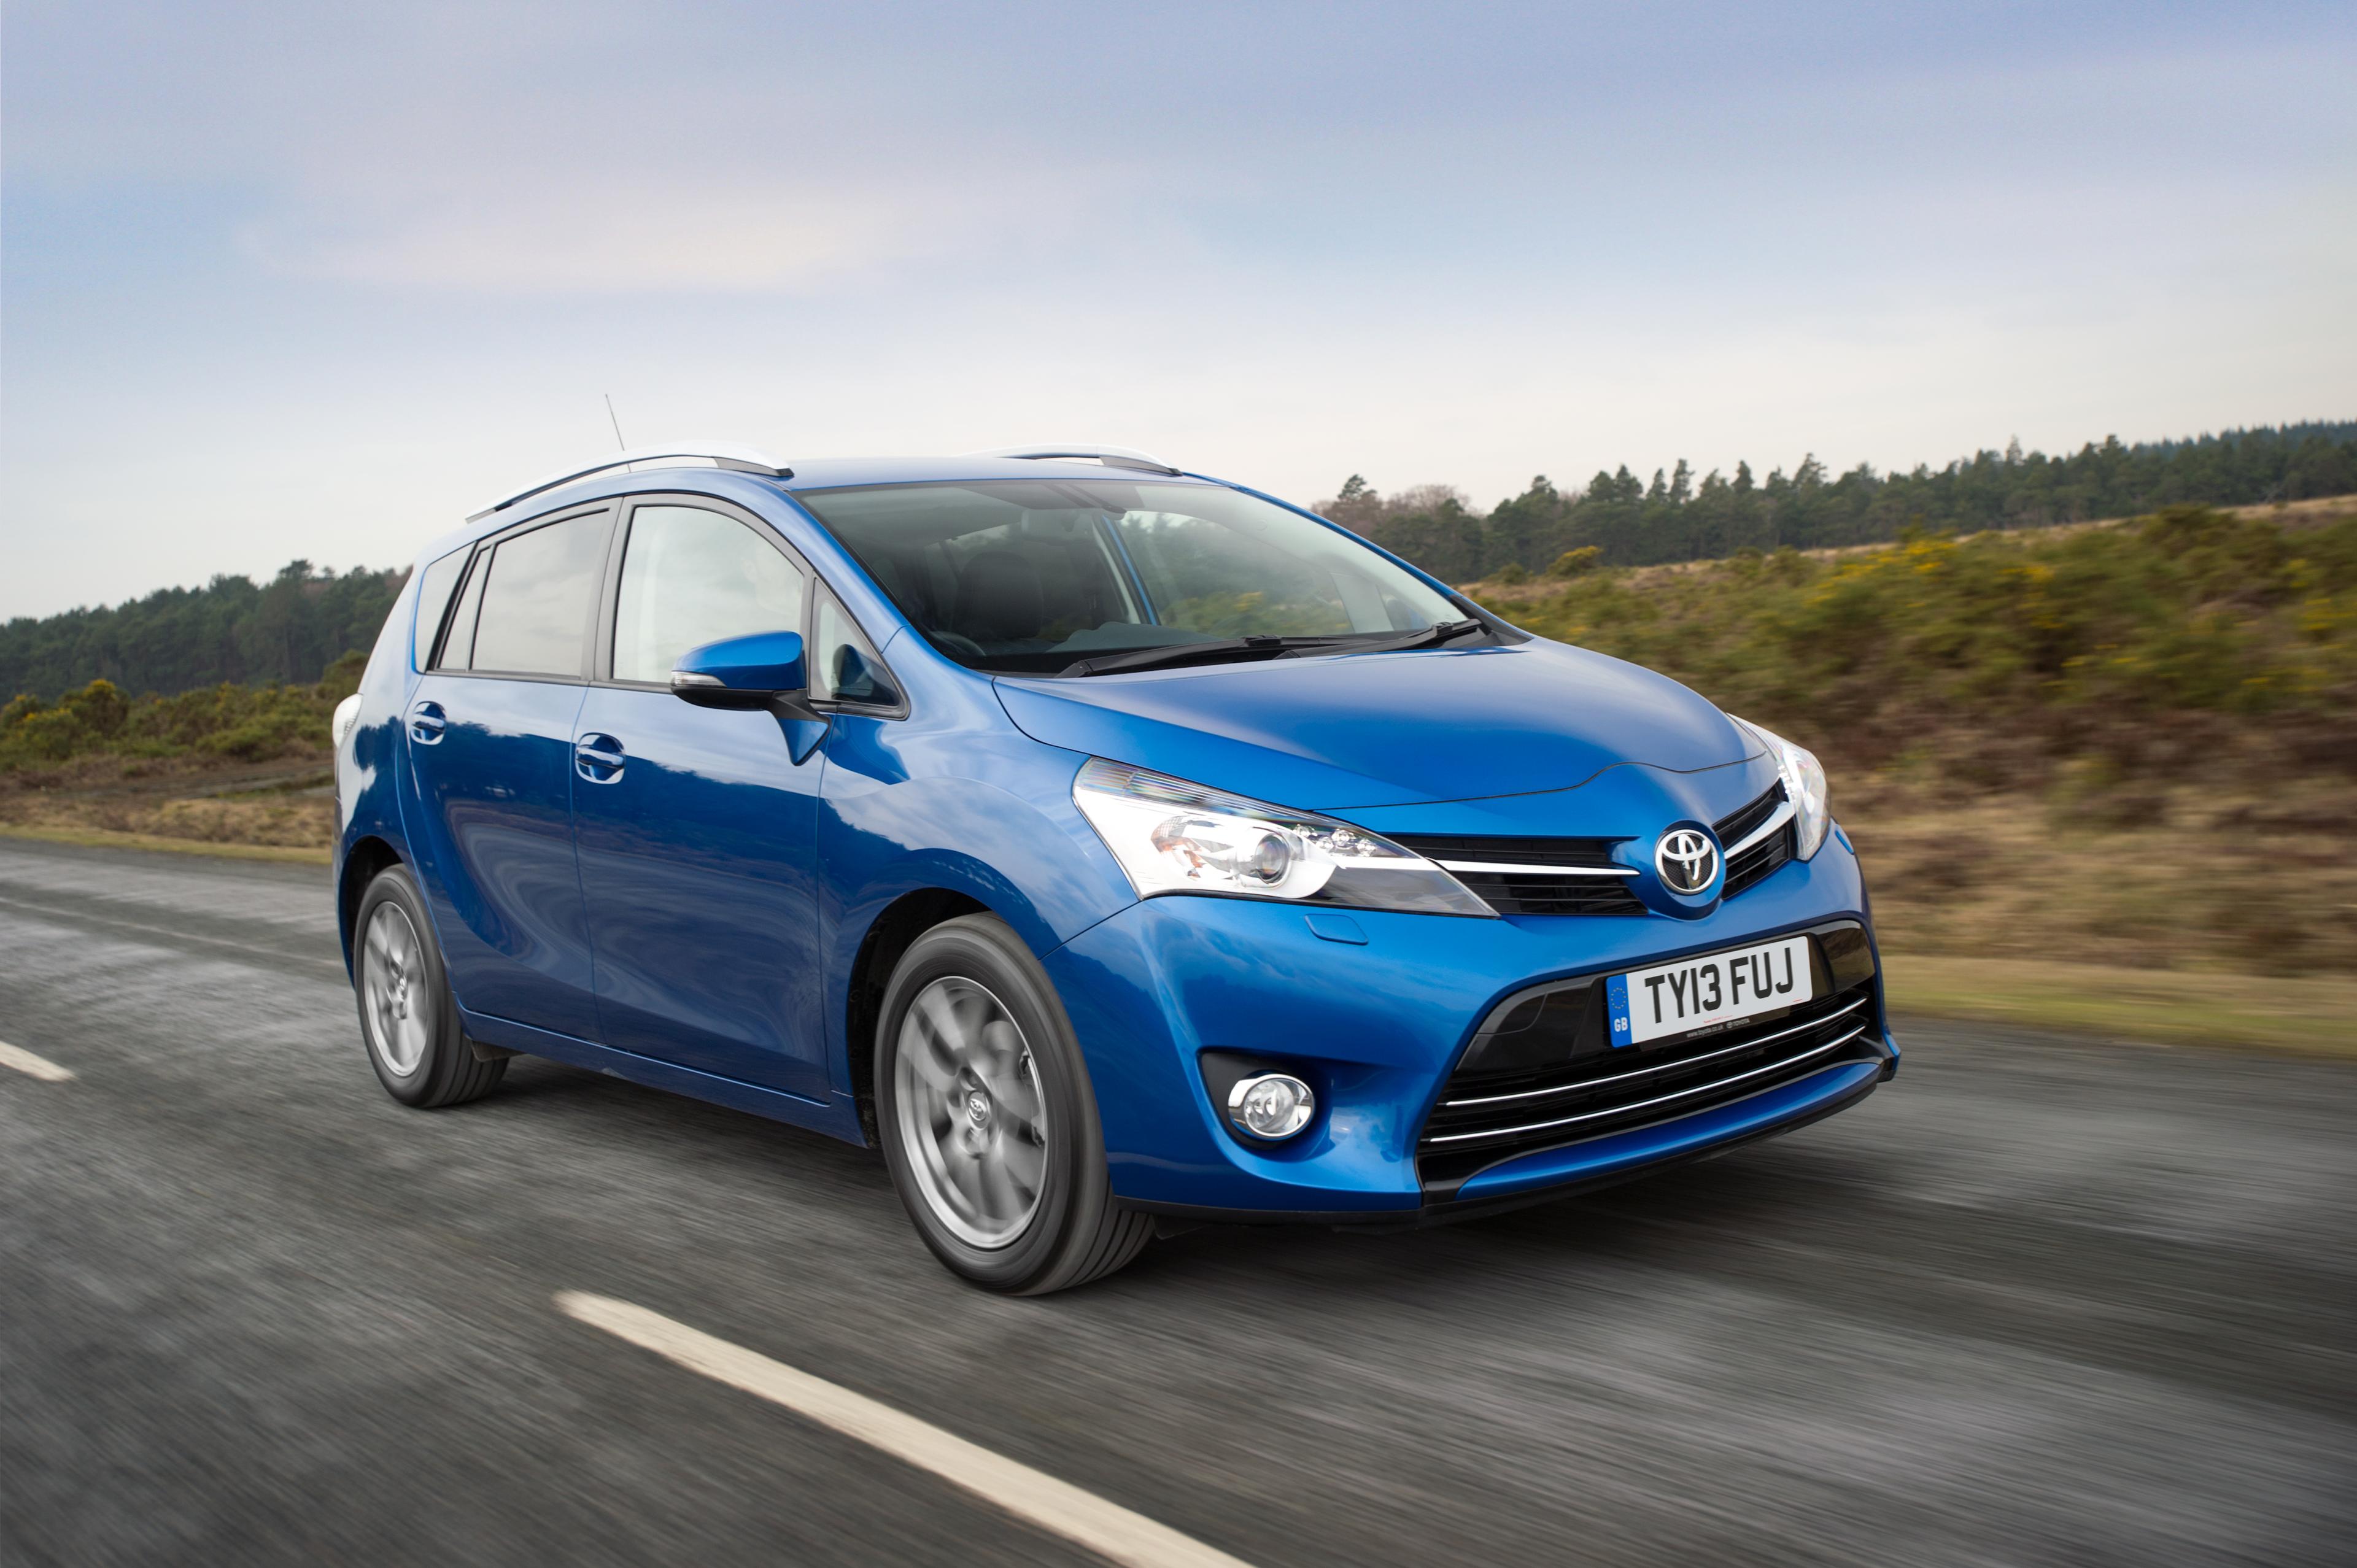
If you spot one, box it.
[0,1039,75,1081]
[556,1291,1256,1568]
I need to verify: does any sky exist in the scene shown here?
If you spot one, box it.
[3,0,2352,620]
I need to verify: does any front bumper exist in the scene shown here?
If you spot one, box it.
[1045,828,1896,1220]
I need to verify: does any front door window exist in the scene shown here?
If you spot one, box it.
[612,506,807,682]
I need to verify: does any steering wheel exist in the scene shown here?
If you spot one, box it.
[931,630,988,662]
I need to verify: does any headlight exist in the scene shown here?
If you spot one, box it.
[1735,717,1830,859]
[1072,758,1493,917]
[332,694,364,751]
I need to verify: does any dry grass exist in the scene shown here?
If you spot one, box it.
[0,822,330,866]
[1844,778,2357,978]
[0,749,335,850]
[1884,956,2355,1057]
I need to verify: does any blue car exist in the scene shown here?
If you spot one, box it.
[333,442,1897,1293]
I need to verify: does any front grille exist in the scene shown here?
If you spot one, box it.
[1713,782,1784,846]
[1714,782,1792,900]
[1418,960,1878,1193]
[1394,779,1795,919]
[1446,873,1647,917]
[1391,833,1646,917]
[1721,824,1793,897]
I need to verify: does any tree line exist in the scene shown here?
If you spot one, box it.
[4,420,2351,699]
[1,562,406,702]
[1320,420,2357,582]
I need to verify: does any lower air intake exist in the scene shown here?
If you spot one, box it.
[1418,922,1880,1194]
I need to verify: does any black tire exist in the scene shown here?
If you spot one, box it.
[876,914,1151,1294]
[350,863,506,1109]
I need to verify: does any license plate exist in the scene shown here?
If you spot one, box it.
[1606,935,1814,1048]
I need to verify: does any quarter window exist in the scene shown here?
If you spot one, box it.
[613,506,807,684]
[411,546,471,672]
[432,550,487,670]
[811,591,899,708]
[466,512,610,677]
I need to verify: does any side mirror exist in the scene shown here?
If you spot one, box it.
[671,631,821,721]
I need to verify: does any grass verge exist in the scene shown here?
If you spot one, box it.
[1884,954,2357,1058]
[0,821,331,866]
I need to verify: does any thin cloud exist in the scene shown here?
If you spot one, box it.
[238,182,930,292]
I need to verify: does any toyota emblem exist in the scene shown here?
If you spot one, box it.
[1655,827,1719,895]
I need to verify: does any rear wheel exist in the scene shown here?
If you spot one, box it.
[352,864,505,1108]
[877,915,1150,1294]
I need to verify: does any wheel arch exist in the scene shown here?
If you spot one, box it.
[842,887,992,1145]
[336,834,404,976]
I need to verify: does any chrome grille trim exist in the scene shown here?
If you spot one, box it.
[1423,1021,1868,1145]
[1721,798,1795,861]
[1433,860,1638,877]
[1712,780,1785,843]
[1439,996,1868,1109]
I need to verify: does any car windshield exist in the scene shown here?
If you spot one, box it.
[794,479,1473,675]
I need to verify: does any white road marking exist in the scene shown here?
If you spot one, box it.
[0,1038,75,1081]
[556,1292,1257,1568]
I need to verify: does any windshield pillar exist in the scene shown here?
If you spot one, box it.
[1096,514,1159,625]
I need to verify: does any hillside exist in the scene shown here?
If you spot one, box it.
[1468,500,2357,785]
[0,562,404,703]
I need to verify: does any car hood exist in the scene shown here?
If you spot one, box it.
[992,639,1756,811]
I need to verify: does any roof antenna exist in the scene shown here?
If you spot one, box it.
[604,394,628,452]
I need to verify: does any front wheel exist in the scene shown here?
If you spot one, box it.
[876,915,1151,1294]
[352,863,505,1108]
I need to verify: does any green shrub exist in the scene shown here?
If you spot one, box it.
[1483,506,2357,781]
[1,655,363,771]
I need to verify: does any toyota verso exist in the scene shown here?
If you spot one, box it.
[333,442,1898,1293]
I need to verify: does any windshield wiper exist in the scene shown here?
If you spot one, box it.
[1058,635,1306,678]
[1337,619,1487,655]
[1055,620,1488,678]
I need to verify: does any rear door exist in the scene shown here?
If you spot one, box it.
[569,496,830,1097]
[402,503,609,1039]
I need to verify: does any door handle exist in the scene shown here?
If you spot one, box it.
[575,733,626,783]
[408,701,447,744]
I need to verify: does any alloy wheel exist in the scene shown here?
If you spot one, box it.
[361,902,432,1076]
[892,976,1050,1249]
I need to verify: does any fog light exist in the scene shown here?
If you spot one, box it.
[1226,1073,1315,1140]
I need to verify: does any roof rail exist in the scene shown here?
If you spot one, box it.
[965,444,1182,477]
[468,443,793,522]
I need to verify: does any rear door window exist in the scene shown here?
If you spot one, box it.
[611,505,807,684]
[465,512,610,678]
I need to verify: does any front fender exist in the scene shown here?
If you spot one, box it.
[815,689,1140,1098]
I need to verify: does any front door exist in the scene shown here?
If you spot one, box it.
[570,499,829,1099]
[402,504,610,1039]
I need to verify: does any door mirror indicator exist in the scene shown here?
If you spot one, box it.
[670,631,822,721]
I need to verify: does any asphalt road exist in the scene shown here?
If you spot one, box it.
[3,836,2352,1568]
